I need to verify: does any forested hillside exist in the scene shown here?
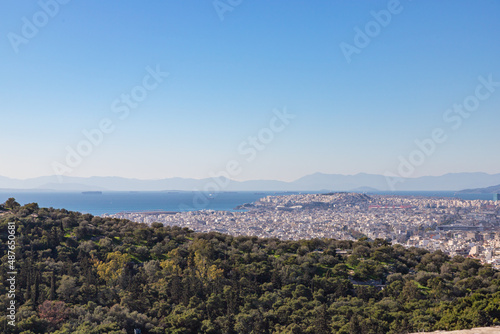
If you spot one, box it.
[1,199,500,333]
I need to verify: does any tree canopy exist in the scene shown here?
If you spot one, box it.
[1,200,500,333]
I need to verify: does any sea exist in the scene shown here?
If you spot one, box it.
[0,191,496,216]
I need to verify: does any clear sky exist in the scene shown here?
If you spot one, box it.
[1,0,499,181]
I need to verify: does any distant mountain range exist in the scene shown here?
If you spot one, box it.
[457,184,500,194]
[1,172,500,192]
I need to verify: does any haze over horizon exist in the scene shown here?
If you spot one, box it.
[2,170,500,183]
[1,1,499,182]
[2,171,500,193]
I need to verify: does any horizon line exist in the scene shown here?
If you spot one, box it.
[2,170,500,182]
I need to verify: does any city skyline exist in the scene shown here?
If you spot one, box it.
[1,1,499,182]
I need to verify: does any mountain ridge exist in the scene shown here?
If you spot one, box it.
[1,172,500,192]
[458,184,500,194]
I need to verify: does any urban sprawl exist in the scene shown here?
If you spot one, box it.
[105,193,500,269]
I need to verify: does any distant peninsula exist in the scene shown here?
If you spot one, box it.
[458,184,500,194]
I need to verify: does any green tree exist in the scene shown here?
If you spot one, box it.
[3,197,20,209]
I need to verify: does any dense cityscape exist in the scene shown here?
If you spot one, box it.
[106,193,500,269]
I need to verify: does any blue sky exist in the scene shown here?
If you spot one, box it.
[1,0,499,181]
